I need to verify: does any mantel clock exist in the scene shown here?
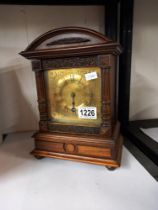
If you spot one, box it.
[20,27,123,169]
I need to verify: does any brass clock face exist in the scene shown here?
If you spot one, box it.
[45,67,102,127]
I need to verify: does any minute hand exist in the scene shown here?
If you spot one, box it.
[71,92,76,112]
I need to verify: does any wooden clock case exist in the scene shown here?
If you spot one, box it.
[20,27,123,169]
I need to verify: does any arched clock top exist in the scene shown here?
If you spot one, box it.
[20,27,122,59]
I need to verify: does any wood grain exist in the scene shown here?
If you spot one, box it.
[20,27,123,168]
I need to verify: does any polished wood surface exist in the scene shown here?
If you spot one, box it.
[31,135,123,167]
[20,27,123,168]
[20,27,122,59]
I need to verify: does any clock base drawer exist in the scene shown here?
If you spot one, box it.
[35,140,112,159]
[32,122,123,168]
[31,134,123,168]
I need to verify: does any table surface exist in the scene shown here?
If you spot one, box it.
[0,132,157,210]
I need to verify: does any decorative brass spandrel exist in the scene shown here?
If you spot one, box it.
[45,67,102,126]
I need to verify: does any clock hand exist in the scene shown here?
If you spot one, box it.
[71,92,76,112]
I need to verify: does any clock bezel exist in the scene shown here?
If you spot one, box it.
[45,66,102,127]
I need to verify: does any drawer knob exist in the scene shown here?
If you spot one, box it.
[64,143,75,153]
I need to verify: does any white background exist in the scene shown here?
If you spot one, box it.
[0,5,105,133]
[130,0,158,120]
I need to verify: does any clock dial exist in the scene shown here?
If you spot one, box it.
[45,67,101,126]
